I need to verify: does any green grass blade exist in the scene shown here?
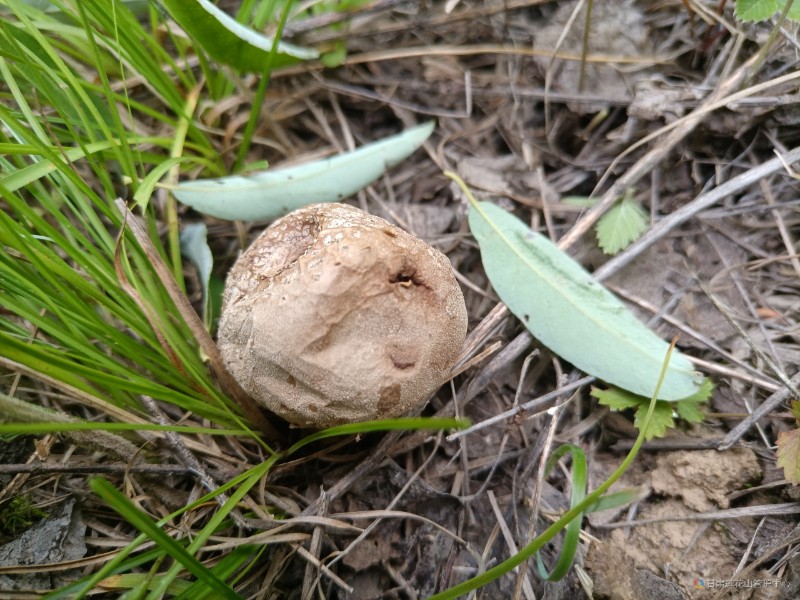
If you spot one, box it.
[535,444,587,581]
[175,546,264,600]
[0,422,248,436]
[89,478,243,600]
[285,417,470,455]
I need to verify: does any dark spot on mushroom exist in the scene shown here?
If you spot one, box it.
[392,272,415,287]
[286,374,296,386]
[308,331,334,352]
[392,358,415,370]
[378,384,402,414]
[391,265,418,287]
[383,229,398,238]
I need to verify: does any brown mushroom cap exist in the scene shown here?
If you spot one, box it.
[217,203,468,428]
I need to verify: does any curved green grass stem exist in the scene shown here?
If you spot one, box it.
[429,340,673,598]
[536,443,586,581]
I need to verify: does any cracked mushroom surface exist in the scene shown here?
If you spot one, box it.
[217,203,468,428]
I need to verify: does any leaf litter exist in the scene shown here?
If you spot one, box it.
[4,0,800,598]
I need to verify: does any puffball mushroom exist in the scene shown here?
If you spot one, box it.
[217,203,468,428]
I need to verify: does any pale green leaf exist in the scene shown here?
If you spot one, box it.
[734,0,779,20]
[634,401,675,440]
[596,197,648,255]
[788,0,800,21]
[468,201,702,401]
[173,122,435,221]
[159,0,318,72]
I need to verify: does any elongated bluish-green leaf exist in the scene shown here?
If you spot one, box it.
[160,0,318,71]
[173,122,435,221]
[180,223,213,323]
[468,201,701,401]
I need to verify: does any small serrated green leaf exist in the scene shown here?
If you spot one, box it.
[675,399,705,423]
[596,196,648,255]
[594,379,711,426]
[734,0,779,21]
[591,387,643,410]
[634,401,675,440]
[674,377,713,424]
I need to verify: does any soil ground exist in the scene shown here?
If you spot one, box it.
[3,1,800,598]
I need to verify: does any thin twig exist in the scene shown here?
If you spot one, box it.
[140,395,247,528]
[447,376,592,442]
[697,282,800,430]
[487,490,536,600]
[0,463,203,475]
[594,502,800,528]
[301,490,329,600]
[718,371,800,451]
